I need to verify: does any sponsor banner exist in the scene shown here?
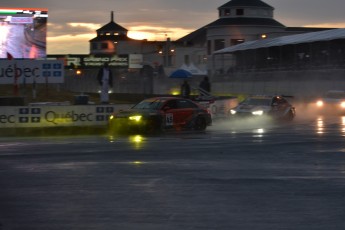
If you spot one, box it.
[81,55,128,67]
[48,54,141,69]
[0,60,64,84]
[0,105,116,128]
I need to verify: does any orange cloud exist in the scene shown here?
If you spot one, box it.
[303,23,345,28]
[127,26,192,41]
[47,25,193,54]
[47,34,93,54]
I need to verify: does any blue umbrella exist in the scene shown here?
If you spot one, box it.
[169,69,192,78]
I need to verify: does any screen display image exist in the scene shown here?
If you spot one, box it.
[0,8,48,59]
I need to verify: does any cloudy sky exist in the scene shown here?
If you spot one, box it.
[1,0,345,54]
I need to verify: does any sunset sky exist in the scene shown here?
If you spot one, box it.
[1,0,345,54]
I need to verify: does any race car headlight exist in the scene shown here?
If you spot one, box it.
[129,115,142,122]
[316,100,323,107]
[230,109,237,115]
[341,101,345,108]
[252,110,264,116]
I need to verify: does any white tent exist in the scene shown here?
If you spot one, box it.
[180,63,207,76]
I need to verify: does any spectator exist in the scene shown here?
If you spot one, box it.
[97,62,113,104]
[199,76,211,94]
[180,80,191,98]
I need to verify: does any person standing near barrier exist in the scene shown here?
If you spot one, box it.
[199,76,211,94]
[97,62,113,104]
[180,80,191,98]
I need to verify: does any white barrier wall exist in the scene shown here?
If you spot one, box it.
[0,105,122,128]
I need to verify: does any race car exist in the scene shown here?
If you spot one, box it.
[191,87,239,120]
[314,90,345,114]
[108,97,212,134]
[228,95,296,121]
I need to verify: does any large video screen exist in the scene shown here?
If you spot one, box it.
[0,8,48,59]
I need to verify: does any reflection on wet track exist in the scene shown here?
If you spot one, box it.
[312,115,345,136]
[1,115,345,229]
[208,114,345,138]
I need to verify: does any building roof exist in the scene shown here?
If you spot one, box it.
[219,0,273,9]
[89,34,134,42]
[96,11,128,32]
[96,21,128,32]
[176,0,283,45]
[214,28,345,54]
[175,26,207,45]
[207,17,285,28]
[177,17,285,45]
[285,27,336,33]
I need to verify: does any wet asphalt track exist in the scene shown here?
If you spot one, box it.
[0,114,345,230]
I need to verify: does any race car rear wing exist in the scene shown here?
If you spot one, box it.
[195,87,214,100]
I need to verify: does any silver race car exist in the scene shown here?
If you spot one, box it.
[229,95,296,121]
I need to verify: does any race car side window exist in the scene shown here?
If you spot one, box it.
[272,97,278,106]
[272,97,287,106]
[177,100,198,109]
[164,100,178,109]
[280,98,288,104]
